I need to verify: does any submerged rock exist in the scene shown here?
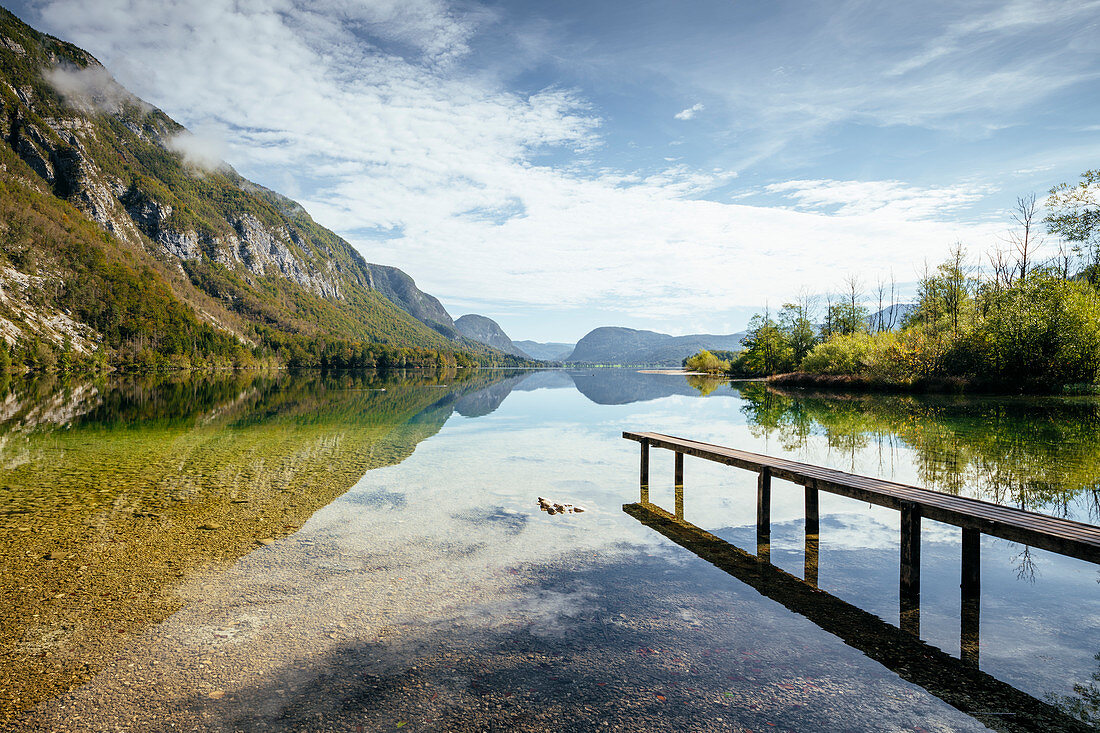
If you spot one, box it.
[536,497,588,516]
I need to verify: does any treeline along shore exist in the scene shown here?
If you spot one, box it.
[686,170,1100,393]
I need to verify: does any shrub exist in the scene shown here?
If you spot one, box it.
[801,333,876,375]
[685,349,730,374]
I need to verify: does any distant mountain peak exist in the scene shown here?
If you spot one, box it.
[566,326,746,366]
[454,314,530,358]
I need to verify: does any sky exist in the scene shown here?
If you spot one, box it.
[8,0,1100,341]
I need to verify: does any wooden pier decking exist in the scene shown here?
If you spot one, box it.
[623,431,1100,729]
[624,430,1100,647]
[624,431,1100,564]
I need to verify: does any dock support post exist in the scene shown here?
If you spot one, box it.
[639,439,650,503]
[900,502,921,635]
[757,468,771,562]
[805,482,819,587]
[674,452,684,521]
[961,527,981,666]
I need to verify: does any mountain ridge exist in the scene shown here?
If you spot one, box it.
[0,8,514,370]
[513,340,574,361]
[565,326,747,366]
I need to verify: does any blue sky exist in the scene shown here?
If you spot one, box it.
[9,0,1100,341]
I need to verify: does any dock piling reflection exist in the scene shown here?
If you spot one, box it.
[674,451,684,520]
[623,499,1091,732]
[900,502,922,635]
[757,468,771,562]
[961,527,981,666]
[805,482,819,587]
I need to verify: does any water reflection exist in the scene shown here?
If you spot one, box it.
[0,368,519,726]
[446,367,748,407]
[5,368,1100,730]
[624,499,1090,732]
[736,383,1100,520]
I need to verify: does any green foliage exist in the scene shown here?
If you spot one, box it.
[735,312,795,376]
[1045,169,1100,275]
[824,300,868,337]
[801,332,876,375]
[779,302,818,363]
[684,350,730,374]
[961,273,1100,388]
[727,305,815,377]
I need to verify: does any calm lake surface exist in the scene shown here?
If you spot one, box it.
[2,368,1099,731]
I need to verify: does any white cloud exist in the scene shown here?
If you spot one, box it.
[674,102,703,120]
[44,63,147,114]
[24,0,1007,330]
[165,129,229,172]
[764,179,992,220]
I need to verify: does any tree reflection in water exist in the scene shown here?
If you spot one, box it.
[734,382,1100,520]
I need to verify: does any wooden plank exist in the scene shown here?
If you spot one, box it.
[625,431,1094,540]
[623,431,1100,564]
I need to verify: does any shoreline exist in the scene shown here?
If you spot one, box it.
[765,371,1099,396]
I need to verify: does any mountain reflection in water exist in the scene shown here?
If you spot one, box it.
[2,368,1098,731]
[0,368,519,726]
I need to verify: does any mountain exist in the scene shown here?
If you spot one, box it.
[565,327,746,366]
[513,340,575,361]
[867,303,915,331]
[454,314,530,358]
[0,9,510,371]
[365,264,459,339]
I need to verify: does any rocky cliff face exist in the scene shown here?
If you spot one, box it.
[1,83,349,302]
[0,8,467,352]
[454,314,530,358]
[366,265,457,338]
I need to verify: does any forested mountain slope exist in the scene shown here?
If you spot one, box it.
[0,8,507,370]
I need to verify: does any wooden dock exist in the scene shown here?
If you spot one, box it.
[624,430,1100,643]
[624,430,1100,563]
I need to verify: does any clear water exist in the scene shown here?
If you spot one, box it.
[3,369,1098,731]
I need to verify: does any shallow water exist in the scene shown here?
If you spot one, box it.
[2,369,1098,731]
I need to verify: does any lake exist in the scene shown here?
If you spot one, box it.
[2,368,1098,731]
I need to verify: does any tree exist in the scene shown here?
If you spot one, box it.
[942,242,971,338]
[685,350,730,374]
[825,278,868,337]
[778,300,817,366]
[907,246,973,336]
[739,308,794,375]
[1045,169,1100,280]
[1006,193,1043,281]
